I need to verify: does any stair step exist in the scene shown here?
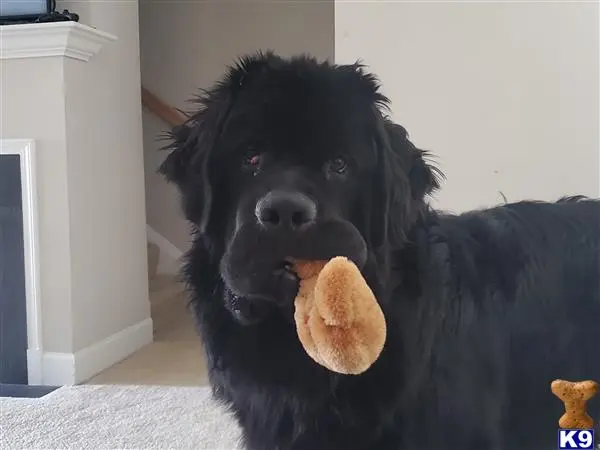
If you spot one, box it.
[150,274,185,305]
[147,241,159,281]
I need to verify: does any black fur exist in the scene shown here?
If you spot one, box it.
[160,52,600,450]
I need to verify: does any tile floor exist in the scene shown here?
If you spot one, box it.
[87,276,209,386]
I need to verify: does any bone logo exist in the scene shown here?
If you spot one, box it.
[551,379,598,450]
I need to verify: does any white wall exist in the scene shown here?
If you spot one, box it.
[139,0,335,251]
[336,1,599,212]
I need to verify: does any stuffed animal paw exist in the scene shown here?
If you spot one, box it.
[292,257,387,375]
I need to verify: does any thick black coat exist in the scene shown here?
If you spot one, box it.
[160,52,600,450]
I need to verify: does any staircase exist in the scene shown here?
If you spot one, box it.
[146,240,186,336]
[141,87,188,335]
[147,241,160,281]
[141,85,185,287]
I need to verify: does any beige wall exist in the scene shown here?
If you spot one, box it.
[1,1,151,372]
[139,0,335,251]
[60,1,150,351]
[336,1,599,212]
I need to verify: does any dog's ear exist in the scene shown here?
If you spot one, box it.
[384,121,441,201]
[158,87,235,234]
[159,123,193,185]
[369,118,441,251]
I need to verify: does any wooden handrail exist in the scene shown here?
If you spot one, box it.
[141,86,187,127]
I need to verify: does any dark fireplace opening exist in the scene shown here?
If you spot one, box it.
[0,154,29,386]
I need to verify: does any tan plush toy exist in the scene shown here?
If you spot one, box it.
[292,257,387,375]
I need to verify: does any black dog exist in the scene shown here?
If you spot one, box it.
[159,52,600,450]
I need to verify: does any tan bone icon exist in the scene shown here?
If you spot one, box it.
[551,379,598,430]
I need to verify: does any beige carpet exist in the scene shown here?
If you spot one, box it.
[0,384,242,449]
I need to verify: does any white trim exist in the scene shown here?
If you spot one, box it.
[26,349,43,385]
[41,352,75,386]
[0,22,117,62]
[74,318,153,384]
[146,225,184,275]
[40,318,154,386]
[0,139,43,385]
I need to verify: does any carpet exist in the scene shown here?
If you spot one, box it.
[0,384,242,449]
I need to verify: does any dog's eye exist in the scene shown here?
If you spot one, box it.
[242,150,262,169]
[325,158,347,175]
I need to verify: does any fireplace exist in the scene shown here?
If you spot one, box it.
[0,139,42,386]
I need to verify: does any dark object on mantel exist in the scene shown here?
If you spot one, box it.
[35,9,79,23]
[0,0,79,25]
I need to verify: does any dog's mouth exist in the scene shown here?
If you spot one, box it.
[271,258,301,298]
[220,219,367,324]
[274,258,297,277]
[225,258,300,325]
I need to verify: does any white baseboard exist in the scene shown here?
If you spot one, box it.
[75,318,154,383]
[42,352,76,386]
[37,318,154,385]
[146,225,184,275]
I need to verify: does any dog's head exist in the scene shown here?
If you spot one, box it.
[160,52,440,325]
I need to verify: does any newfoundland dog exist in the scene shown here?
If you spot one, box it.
[159,52,600,450]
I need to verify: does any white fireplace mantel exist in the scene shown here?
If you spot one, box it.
[0,21,117,62]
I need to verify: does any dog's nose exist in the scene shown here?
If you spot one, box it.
[255,191,317,230]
